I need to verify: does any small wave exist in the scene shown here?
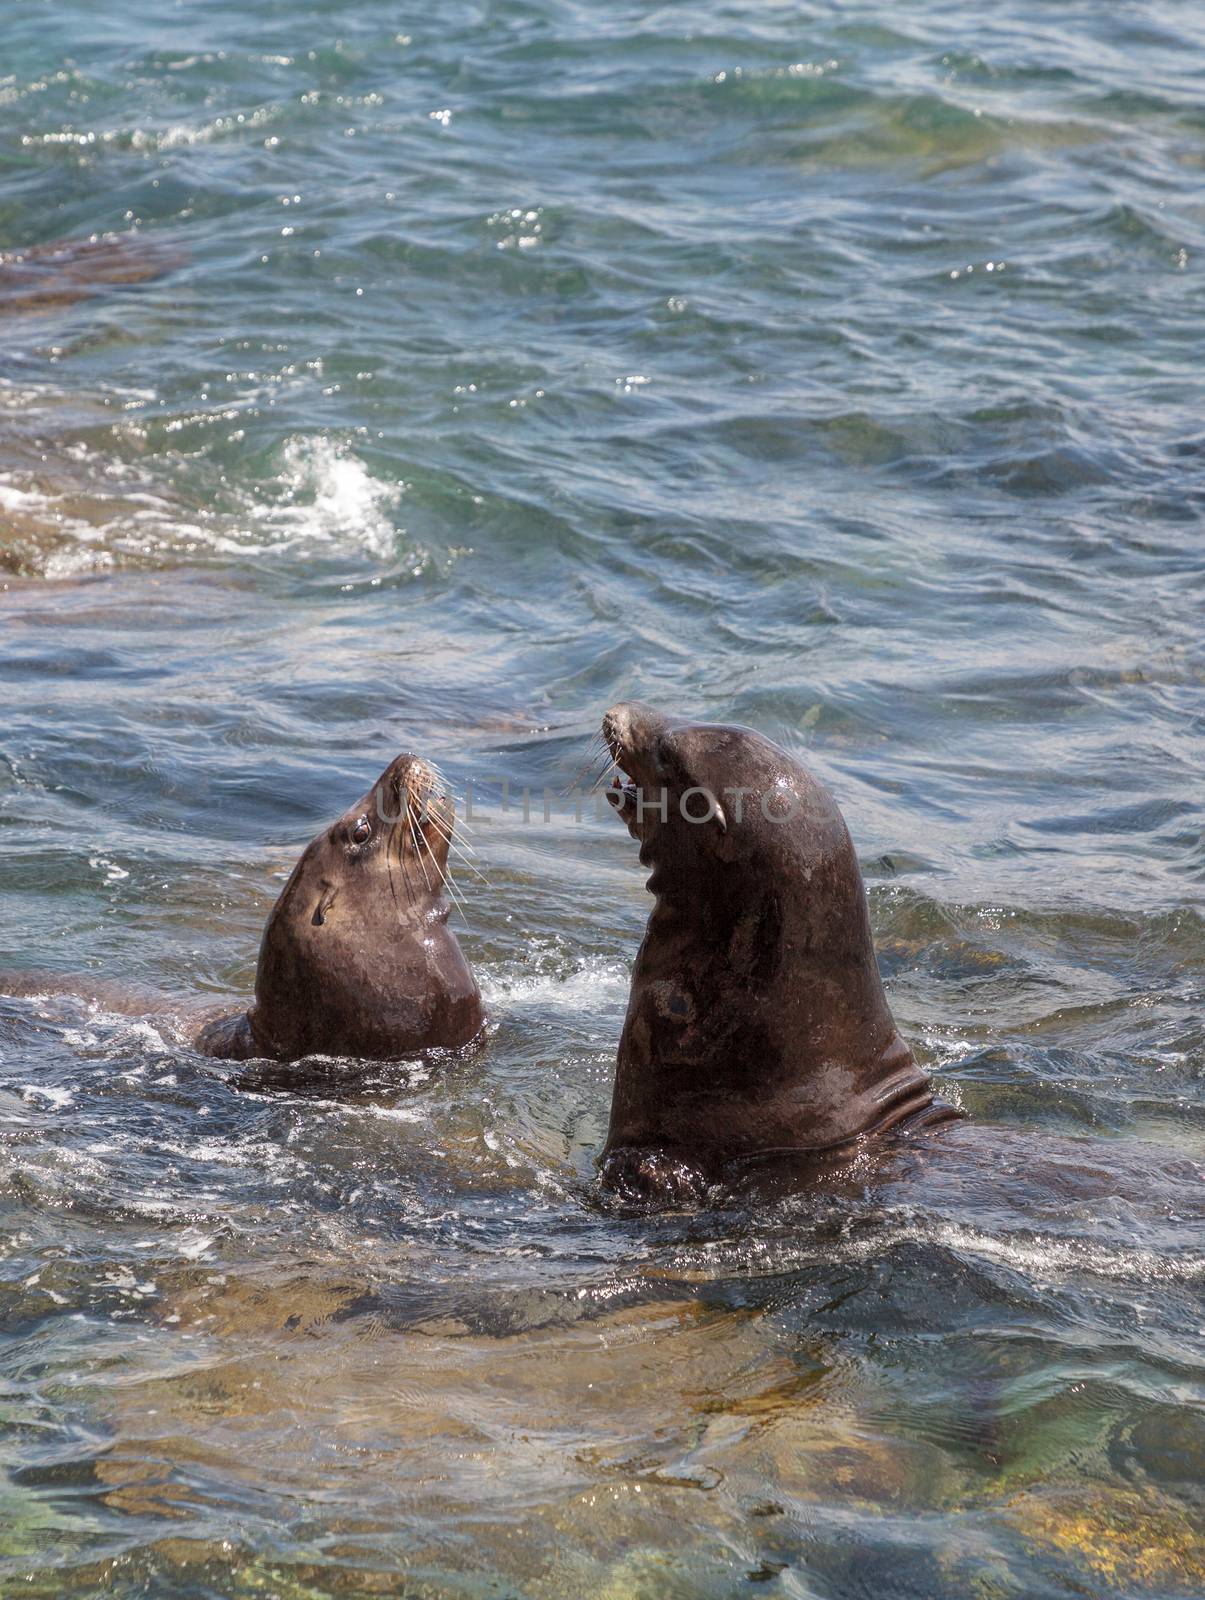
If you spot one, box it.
[668,1210,1204,1288]
[247,435,402,559]
[0,472,118,577]
[0,399,200,578]
[478,952,630,1016]
[0,419,405,575]
[18,105,281,156]
[886,1214,1205,1287]
[359,1102,425,1122]
[177,1230,218,1261]
[20,1082,75,1110]
[61,1016,174,1055]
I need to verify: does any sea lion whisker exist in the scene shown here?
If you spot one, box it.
[422,814,490,883]
[587,756,621,796]
[427,834,473,927]
[422,807,477,854]
[419,812,473,876]
[448,849,491,887]
[408,811,434,895]
[419,823,444,888]
[425,811,479,856]
[570,736,620,798]
[442,863,466,906]
[442,868,470,918]
[425,796,477,842]
[395,817,415,907]
[561,731,612,796]
[412,811,469,913]
[434,836,492,887]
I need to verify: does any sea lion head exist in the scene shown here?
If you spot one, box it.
[247,753,483,1061]
[602,700,839,900]
[599,702,941,1193]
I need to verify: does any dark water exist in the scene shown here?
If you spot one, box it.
[1,1,1203,1595]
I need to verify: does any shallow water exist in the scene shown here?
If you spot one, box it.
[1,1,1203,1595]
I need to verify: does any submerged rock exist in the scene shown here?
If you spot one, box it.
[0,231,182,314]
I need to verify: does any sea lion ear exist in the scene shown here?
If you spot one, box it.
[311,885,338,926]
[713,799,727,835]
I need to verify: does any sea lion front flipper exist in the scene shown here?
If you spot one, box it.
[193,1010,257,1061]
[595,1145,714,1209]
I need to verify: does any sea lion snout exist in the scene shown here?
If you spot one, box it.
[602,701,674,775]
[601,704,665,842]
[372,753,442,821]
[366,754,457,881]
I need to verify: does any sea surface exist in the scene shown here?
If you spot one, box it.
[1,1,1203,1595]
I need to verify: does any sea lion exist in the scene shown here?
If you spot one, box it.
[597,701,960,1201]
[2,752,483,1065]
[196,752,483,1061]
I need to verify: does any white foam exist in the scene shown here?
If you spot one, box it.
[0,481,46,512]
[921,1031,979,1068]
[247,435,402,558]
[41,544,116,579]
[479,954,630,1016]
[0,463,166,576]
[178,1231,217,1261]
[1,413,405,572]
[19,109,278,154]
[20,1084,74,1110]
[61,1015,171,1055]
[88,856,129,883]
[0,472,120,548]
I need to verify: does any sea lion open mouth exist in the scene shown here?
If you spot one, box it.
[601,712,638,823]
[596,701,961,1203]
[605,767,639,830]
[602,706,653,791]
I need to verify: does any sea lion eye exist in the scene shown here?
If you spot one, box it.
[351,817,372,845]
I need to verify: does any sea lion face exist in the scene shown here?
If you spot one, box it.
[297,754,454,928]
[602,701,845,905]
[249,754,483,1061]
[599,702,937,1188]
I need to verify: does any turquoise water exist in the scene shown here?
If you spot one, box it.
[1,1,1203,1595]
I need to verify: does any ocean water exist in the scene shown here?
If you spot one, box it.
[1,0,1203,1595]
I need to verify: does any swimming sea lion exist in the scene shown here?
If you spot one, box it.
[597,701,960,1201]
[197,752,483,1061]
[2,752,483,1065]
